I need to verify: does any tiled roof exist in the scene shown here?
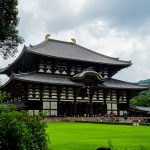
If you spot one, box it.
[13,73,83,86]
[129,106,150,113]
[1,73,147,90]
[102,78,148,90]
[135,106,150,112]
[25,39,131,66]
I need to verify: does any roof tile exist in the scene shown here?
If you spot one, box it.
[26,39,131,66]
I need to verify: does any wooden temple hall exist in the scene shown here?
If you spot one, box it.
[0,35,148,117]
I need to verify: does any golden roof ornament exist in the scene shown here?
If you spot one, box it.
[71,38,76,44]
[45,34,51,40]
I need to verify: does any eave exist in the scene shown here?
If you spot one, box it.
[0,46,26,74]
[0,73,148,91]
[25,39,132,67]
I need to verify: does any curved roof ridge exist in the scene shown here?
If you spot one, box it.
[75,44,131,64]
[26,39,131,65]
[27,39,72,50]
[0,48,26,74]
[11,71,36,77]
[72,70,104,82]
[28,40,49,49]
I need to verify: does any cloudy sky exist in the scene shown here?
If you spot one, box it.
[1,0,150,82]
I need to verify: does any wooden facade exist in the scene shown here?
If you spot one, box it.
[0,38,148,116]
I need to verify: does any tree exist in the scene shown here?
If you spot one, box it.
[0,109,50,150]
[0,91,10,103]
[0,0,23,59]
[139,79,150,85]
[0,91,50,150]
[130,90,150,107]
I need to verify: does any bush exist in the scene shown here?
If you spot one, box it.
[0,104,50,150]
[0,91,10,103]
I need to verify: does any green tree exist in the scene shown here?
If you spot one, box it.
[0,106,50,150]
[0,0,23,59]
[130,90,150,107]
[0,91,9,103]
[0,91,50,150]
[139,79,150,84]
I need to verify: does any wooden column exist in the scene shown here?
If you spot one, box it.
[116,90,121,116]
[39,84,43,112]
[89,87,95,117]
[73,87,77,116]
[57,87,62,116]
[103,89,109,114]
[89,96,93,116]
[86,102,89,115]
[24,83,28,101]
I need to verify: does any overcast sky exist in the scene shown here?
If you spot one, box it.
[1,0,150,83]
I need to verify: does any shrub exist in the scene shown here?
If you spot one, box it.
[0,104,50,150]
[0,91,10,103]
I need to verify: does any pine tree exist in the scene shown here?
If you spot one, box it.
[0,0,23,59]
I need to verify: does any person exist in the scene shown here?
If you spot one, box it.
[123,110,128,120]
[64,112,66,119]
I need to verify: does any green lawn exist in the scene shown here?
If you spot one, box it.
[46,122,150,150]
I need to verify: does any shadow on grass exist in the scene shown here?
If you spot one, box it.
[96,139,148,150]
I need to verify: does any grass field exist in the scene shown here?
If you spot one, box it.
[46,122,150,150]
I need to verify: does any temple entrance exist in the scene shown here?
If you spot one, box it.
[93,102,106,116]
[76,102,90,116]
[58,101,74,116]
[58,101,89,116]
[76,102,106,116]
[58,101,106,117]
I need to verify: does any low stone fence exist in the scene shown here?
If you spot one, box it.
[45,116,149,124]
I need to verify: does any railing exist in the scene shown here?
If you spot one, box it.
[45,116,150,123]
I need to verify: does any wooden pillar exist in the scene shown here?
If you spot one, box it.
[116,90,121,116]
[71,102,74,117]
[39,84,43,101]
[73,87,77,116]
[89,87,94,117]
[57,87,62,116]
[89,98,93,116]
[103,89,109,114]
[39,84,43,112]
[24,83,28,101]
[86,102,89,115]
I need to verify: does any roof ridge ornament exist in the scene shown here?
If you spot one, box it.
[71,38,76,44]
[71,68,105,85]
[45,34,51,40]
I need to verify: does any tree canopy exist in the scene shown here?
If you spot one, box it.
[139,79,150,85]
[0,106,50,150]
[130,90,150,107]
[0,91,50,150]
[0,0,23,59]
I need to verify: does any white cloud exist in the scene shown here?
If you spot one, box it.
[1,0,150,83]
[49,20,150,82]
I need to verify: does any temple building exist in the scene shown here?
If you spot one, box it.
[0,35,148,116]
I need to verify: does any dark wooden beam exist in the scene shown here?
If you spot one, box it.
[73,87,78,116]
